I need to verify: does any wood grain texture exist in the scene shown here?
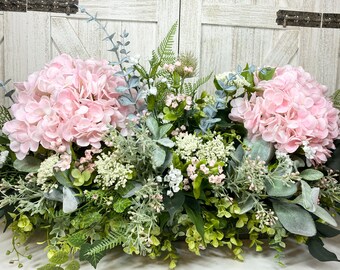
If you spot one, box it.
[0,14,4,105]
[53,0,158,22]
[157,0,180,54]
[51,17,90,58]
[264,30,299,66]
[3,12,50,106]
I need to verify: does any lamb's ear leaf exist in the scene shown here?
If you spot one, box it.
[272,200,316,237]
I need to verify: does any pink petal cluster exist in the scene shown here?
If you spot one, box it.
[229,65,340,164]
[3,54,134,160]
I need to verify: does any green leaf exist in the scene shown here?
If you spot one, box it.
[68,231,86,248]
[71,169,81,178]
[293,180,319,212]
[272,200,316,237]
[192,176,203,199]
[113,198,131,213]
[246,138,274,164]
[55,170,73,188]
[146,117,159,138]
[49,251,69,265]
[37,264,63,270]
[316,222,340,238]
[239,196,256,214]
[313,206,337,227]
[13,156,41,173]
[184,197,205,240]
[65,261,80,270]
[159,124,173,138]
[63,187,78,214]
[156,138,175,148]
[152,146,166,168]
[300,169,324,181]
[307,237,340,262]
[258,67,276,81]
[119,181,142,198]
[163,191,185,225]
[79,243,106,268]
[266,177,298,198]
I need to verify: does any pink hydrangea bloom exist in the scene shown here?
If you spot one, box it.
[229,65,340,164]
[3,54,134,159]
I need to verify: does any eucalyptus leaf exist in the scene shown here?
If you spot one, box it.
[313,205,337,227]
[128,76,139,88]
[13,156,41,173]
[116,86,128,93]
[55,170,73,188]
[120,182,143,198]
[272,200,316,237]
[152,146,166,168]
[307,237,340,262]
[246,138,274,164]
[159,124,172,138]
[118,95,135,106]
[300,169,324,181]
[239,196,256,214]
[44,189,63,202]
[316,222,340,238]
[63,187,79,214]
[146,117,159,138]
[266,175,298,198]
[156,138,175,148]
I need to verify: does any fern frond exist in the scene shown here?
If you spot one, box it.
[332,89,340,110]
[84,228,126,256]
[156,22,178,66]
[184,72,213,96]
[0,106,12,130]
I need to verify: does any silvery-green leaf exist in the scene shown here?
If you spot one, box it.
[272,200,316,237]
[300,169,324,181]
[116,86,128,93]
[246,138,274,164]
[63,187,78,214]
[118,95,135,106]
[44,188,63,202]
[159,124,172,138]
[121,182,142,198]
[239,196,256,214]
[128,76,139,88]
[156,138,175,148]
[152,146,166,168]
[313,206,337,227]
[13,156,41,173]
[265,177,298,197]
[299,180,319,212]
[146,117,159,138]
[233,144,245,163]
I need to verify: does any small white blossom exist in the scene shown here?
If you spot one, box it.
[0,150,9,168]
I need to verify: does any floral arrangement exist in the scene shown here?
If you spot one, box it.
[0,11,340,270]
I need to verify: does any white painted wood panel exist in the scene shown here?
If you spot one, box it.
[1,0,180,105]
[181,0,340,94]
[0,12,4,105]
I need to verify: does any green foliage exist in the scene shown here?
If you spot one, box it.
[149,22,177,71]
[272,200,316,237]
[307,236,340,262]
[184,197,205,240]
[113,198,131,213]
[49,251,69,265]
[0,105,12,129]
[79,243,106,269]
[184,72,213,97]
[65,261,80,270]
[331,89,340,109]
[258,67,276,81]
[300,169,324,181]
[13,156,42,173]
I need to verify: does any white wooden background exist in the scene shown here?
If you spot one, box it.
[0,0,339,106]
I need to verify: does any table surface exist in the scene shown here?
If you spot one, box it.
[0,223,339,270]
